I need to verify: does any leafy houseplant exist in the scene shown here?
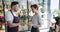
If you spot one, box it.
[21,15,28,24]
[20,15,31,24]
[54,10,60,25]
[20,9,28,24]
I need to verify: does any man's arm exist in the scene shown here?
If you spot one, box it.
[5,11,21,27]
[7,21,20,27]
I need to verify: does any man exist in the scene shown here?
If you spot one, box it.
[5,1,23,32]
[30,4,41,32]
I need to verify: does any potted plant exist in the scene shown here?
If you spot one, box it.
[54,10,60,32]
[54,10,60,25]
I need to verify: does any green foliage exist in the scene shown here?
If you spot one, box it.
[0,10,3,15]
[20,15,31,24]
[55,10,60,17]
[55,17,60,21]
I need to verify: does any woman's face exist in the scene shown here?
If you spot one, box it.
[31,7,36,13]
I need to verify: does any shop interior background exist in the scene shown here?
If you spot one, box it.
[0,0,60,32]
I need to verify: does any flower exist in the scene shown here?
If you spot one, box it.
[0,16,4,19]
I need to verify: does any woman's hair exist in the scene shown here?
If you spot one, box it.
[11,1,19,8]
[31,4,38,10]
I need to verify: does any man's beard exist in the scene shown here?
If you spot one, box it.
[14,9,18,12]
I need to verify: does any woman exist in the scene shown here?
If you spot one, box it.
[30,4,41,32]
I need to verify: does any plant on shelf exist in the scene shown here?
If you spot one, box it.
[0,10,4,22]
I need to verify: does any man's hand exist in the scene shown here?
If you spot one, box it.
[19,20,25,25]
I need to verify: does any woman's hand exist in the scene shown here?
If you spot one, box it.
[37,25,41,27]
[28,22,33,26]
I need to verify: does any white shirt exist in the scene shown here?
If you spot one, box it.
[5,11,18,22]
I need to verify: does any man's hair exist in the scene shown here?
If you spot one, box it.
[31,4,38,10]
[11,1,19,8]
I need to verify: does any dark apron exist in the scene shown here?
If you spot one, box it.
[31,26,39,32]
[7,11,20,32]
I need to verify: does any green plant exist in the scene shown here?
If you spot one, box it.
[54,10,60,25]
[0,10,3,15]
[54,16,60,25]
[20,15,31,24]
[55,10,60,17]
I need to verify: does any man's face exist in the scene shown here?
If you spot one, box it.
[12,4,18,11]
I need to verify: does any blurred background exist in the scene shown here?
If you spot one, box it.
[0,0,60,32]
